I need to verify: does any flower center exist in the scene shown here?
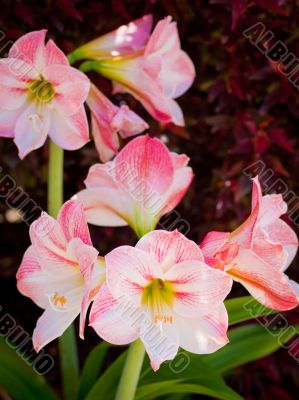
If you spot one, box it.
[142,278,174,324]
[28,77,55,103]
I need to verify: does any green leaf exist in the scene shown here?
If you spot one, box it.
[140,353,242,400]
[135,381,242,400]
[78,341,110,400]
[0,363,38,399]
[85,350,127,400]
[0,338,58,400]
[204,323,299,373]
[225,296,276,325]
[58,324,80,400]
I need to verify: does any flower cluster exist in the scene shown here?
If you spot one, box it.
[2,15,297,371]
[17,154,299,369]
[0,15,195,161]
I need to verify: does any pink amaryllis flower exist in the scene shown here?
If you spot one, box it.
[200,176,299,311]
[75,135,193,237]
[81,16,195,126]
[0,30,90,159]
[87,83,148,162]
[16,200,105,351]
[90,230,232,370]
[68,15,153,62]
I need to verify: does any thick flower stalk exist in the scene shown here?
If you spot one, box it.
[0,30,90,158]
[200,176,299,310]
[75,135,194,237]
[87,83,148,162]
[90,230,232,371]
[17,200,105,351]
[80,16,195,126]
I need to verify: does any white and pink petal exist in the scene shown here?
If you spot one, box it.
[228,249,299,310]
[165,260,232,317]
[176,303,229,354]
[29,212,77,273]
[49,106,89,150]
[33,307,79,352]
[136,230,203,266]
[14,103,50,159]
[45,64,90,116]
[9,30,47,70]
[106,246,162,304]
[89,284,139,345]
[114,135,174,204]
[57,200,92,246]
[75,187,128,227]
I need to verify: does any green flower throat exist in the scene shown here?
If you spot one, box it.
[28,77,55,104]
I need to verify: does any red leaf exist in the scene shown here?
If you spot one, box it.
[254,130,270,155]
[269,128,295,154]
[228,76,245,100]
[231,0,248,30]
[254,0,290,16]
[59,0,83,22]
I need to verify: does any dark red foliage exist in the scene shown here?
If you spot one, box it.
[0,0,299,398]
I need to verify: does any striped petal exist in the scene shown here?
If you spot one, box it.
[230,177,261,247]
[44,64,90,116]
[89,284,139,345]
[16,246,49,309]
[67,238,99,338]
[17,246,84,311]
[114,135,174,209]
[0,59,34,110]
[252,228,286,271]
[105,246,162,305]
[165,260,232,317]
[145,16,195,98]
[29,212,77,273]
[259,194,287,227]
[45,39,69,66]
[136,230,203,267]
[265,218,298,271]
[57,200,92,246]
[228,249,299,310]
[200,231,230,260]
[159,162,193,216]
[9,30,47,69]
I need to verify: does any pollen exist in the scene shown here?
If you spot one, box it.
[53,291,67,307]
[154,316,173,324]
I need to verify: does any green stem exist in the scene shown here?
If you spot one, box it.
[115,340,145,400]
[58,326,80,400]
[47,140,63,218]
[47,140,79,400]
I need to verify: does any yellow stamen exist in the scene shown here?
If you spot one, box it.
[52,291,67,307]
